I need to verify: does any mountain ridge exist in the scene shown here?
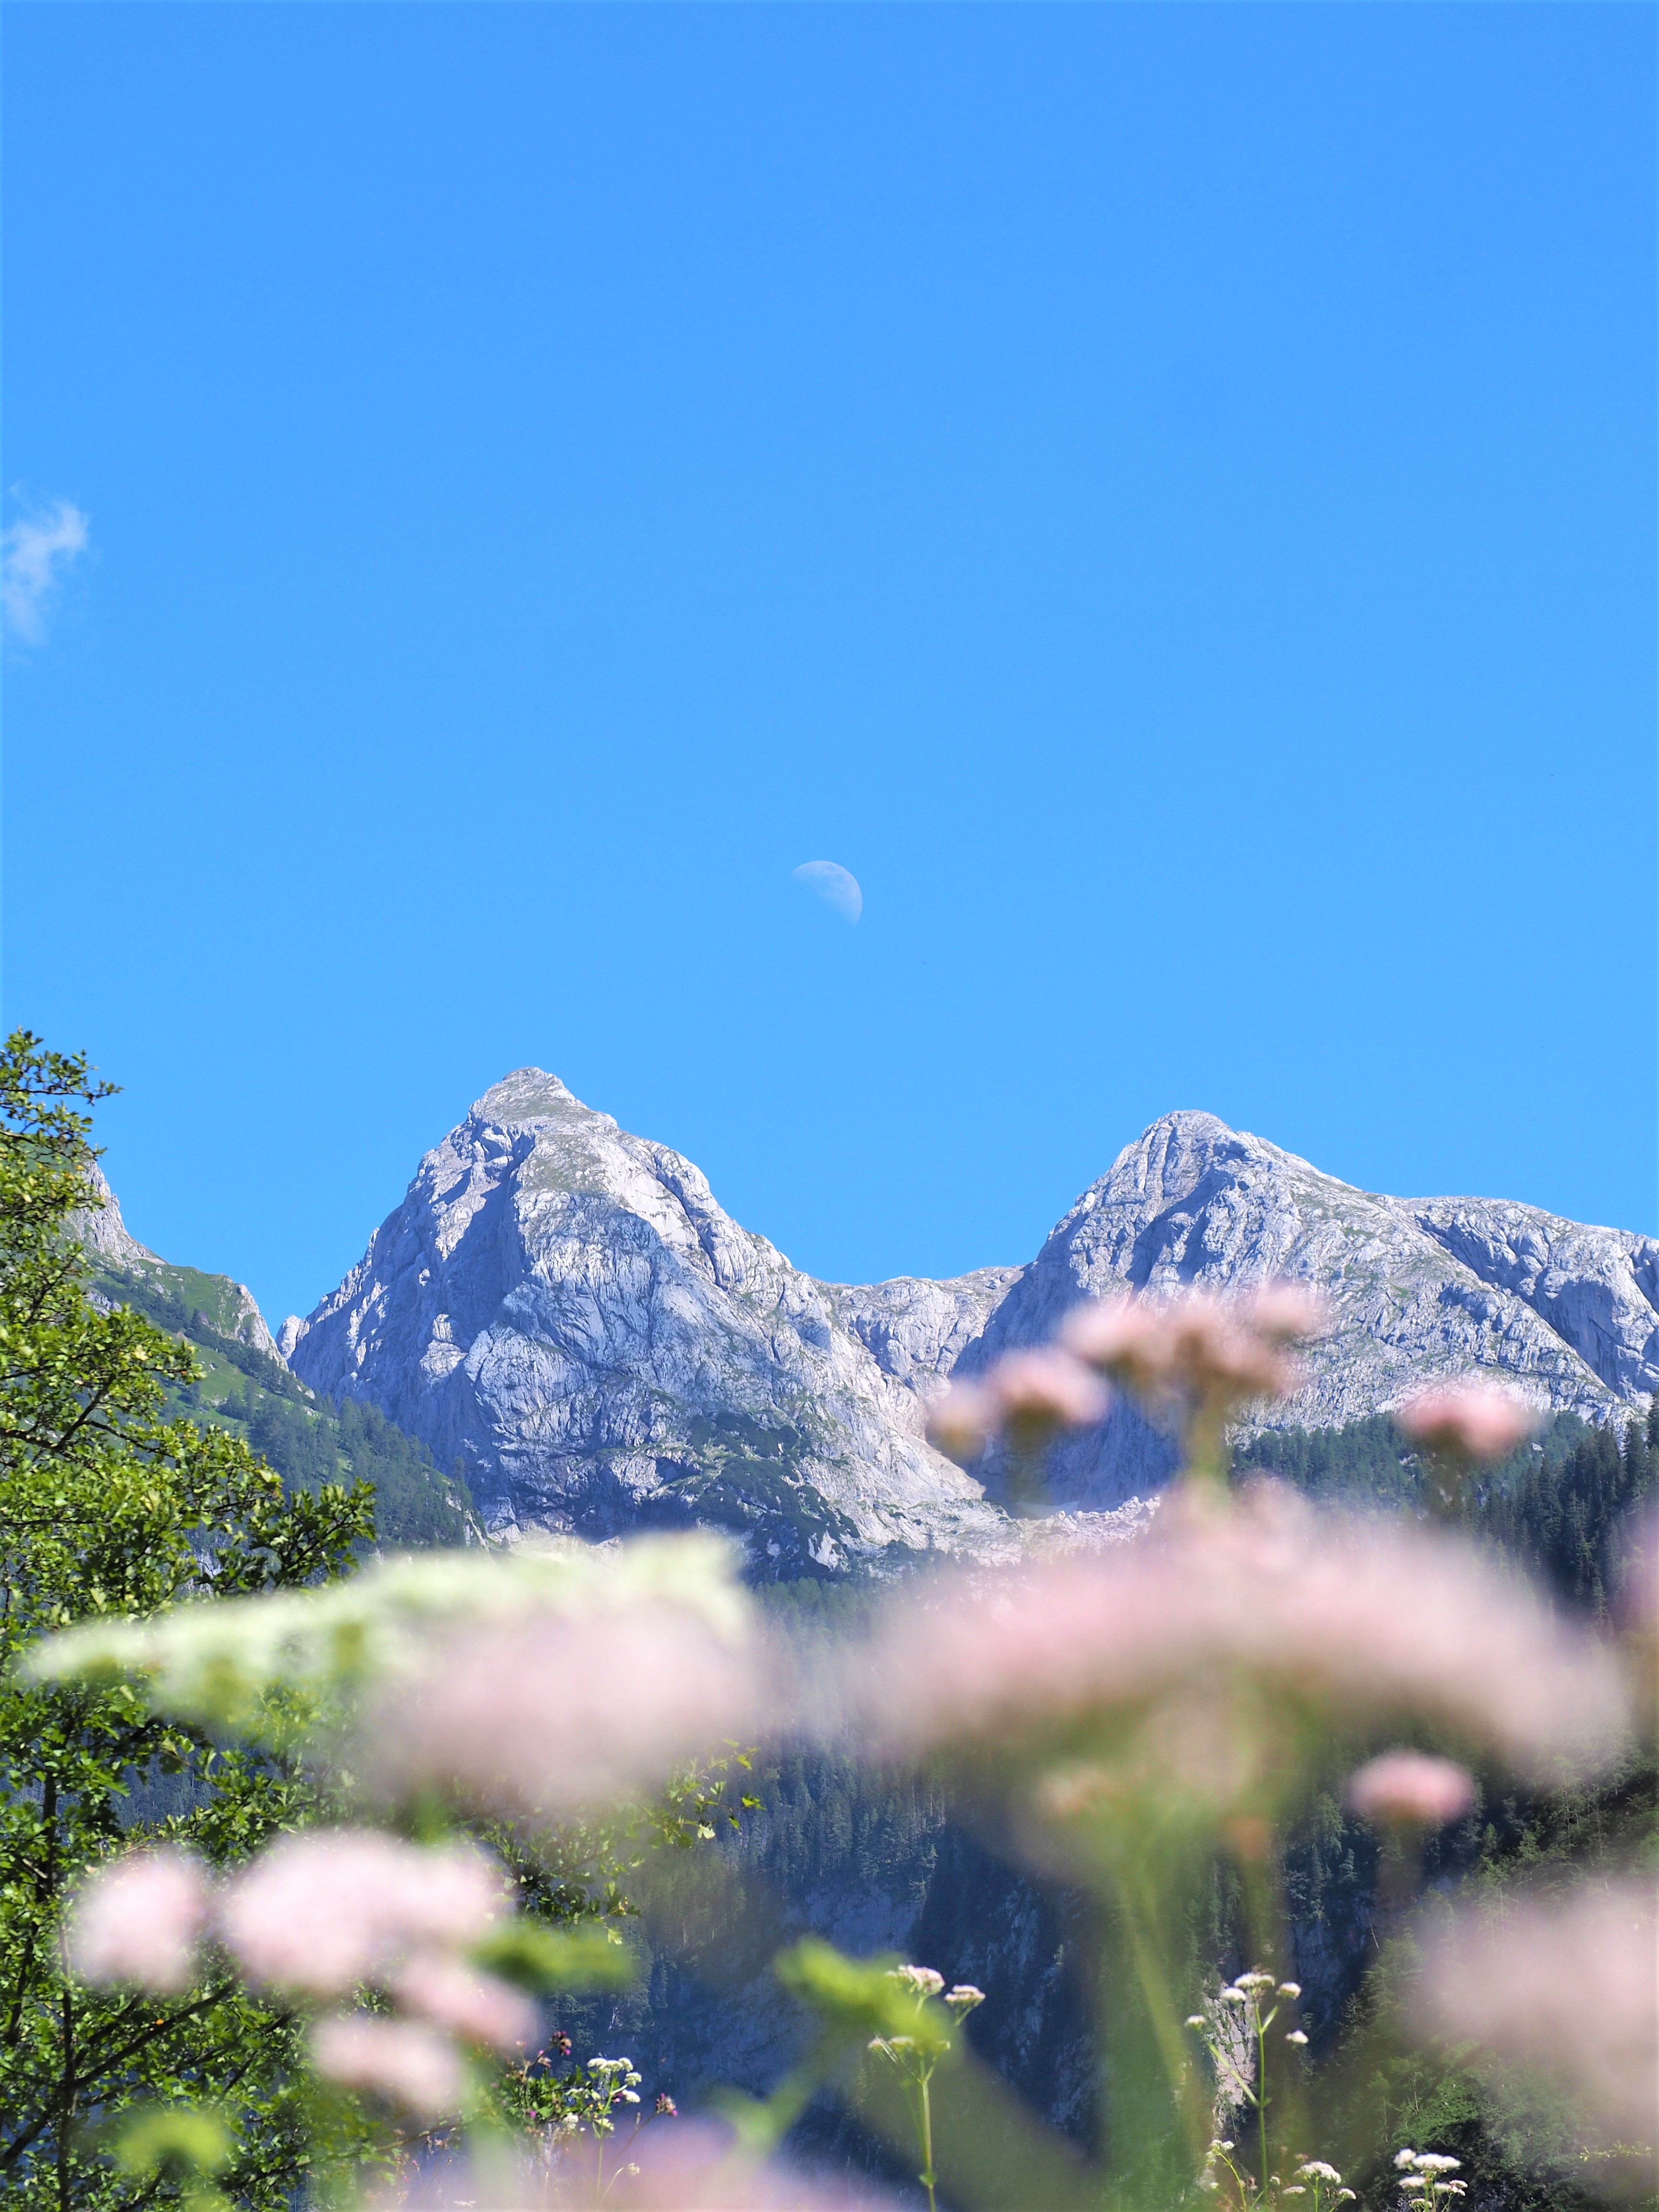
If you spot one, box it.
[280,1072,1657,1563]
[76,1166,281,1359]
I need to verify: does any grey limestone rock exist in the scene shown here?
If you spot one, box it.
[826,1267,1022,1399]
[72,1165,160,1273]
[962,1110,1657,1509]
[286,1070,1008,1567]
[289,1082,1657,1556]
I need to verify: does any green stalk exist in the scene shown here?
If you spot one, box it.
[1254,2003,1270,2196]
[917,2071,938,2212]
[1116,1865,1210,2168]
[1183,1395,1233,1491]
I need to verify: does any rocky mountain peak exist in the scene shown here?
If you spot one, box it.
[72,1164,160,1273]
[284,1076,1009,1567]
[285,1079,1657,1561]
[472,1067,617,1135]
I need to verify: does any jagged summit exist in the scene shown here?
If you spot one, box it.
[72,1164,161,1273]
[472,1067,616,1133]
[282,1080,1658,1560]
[282,1073,1009,1565]
[951,1106,1658,1506]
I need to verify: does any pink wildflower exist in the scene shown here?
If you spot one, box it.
[1060,1283,1324,1416]
[364,1602,761,1820]
[219,1830,504,1995]
[1408,1877,1659,2154]
[985,1347,1109,1435]
[1396,1382,1538,1464]
[389,1951,538,2053]
[1345,1751,1477,1830]
[310,2011,466,2121]
[374,2124,902,2207]
[66,1848,210,1994]
[925,1378,998,1462]
[926,1351,1106,1460]
[543,2118,897,2206]
[842,1482,1630,1791]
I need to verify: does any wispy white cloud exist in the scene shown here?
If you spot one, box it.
[3,499,90,643]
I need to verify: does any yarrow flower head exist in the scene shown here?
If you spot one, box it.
[1394,2151,1467,2204]
[365,1596,764,1821]
[1346,1750,1476,1831]
[309,2012,465,2122]
[926,1350,1108,1463]
[1397,1382,1538,1465]
[387,1949,537,2054]
[66,1849,211,1995]
[217,1830,503,1996]
[1407,1878,1659,2154]
[841,1480,1630,1802]
[1060,1283,1326,1423]
[926,1379,1000,1462]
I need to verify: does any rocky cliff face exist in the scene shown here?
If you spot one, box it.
[282,1071,1010,1565]
[952,1109,1659,1509]
[286,1078,1658,1553]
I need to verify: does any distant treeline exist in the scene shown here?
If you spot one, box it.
[1238,1398,1659,1616]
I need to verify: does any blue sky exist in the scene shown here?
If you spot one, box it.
[4,2,1654,1327]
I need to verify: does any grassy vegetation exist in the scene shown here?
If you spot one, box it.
[90,1258,473,1549]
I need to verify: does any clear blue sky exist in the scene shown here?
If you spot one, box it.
[4,2,1654,1328]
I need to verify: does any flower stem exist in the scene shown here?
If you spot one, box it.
[1255,2007,1270,2194]
[917,2071,938,2212]
[1117,1868,1209,2166]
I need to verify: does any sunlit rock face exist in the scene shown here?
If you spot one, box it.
[282,1070,1011,1563]
[287,1080,1658,1549]
[959,1110,1658,1509]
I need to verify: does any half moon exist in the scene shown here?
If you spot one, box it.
[791,860,863,924]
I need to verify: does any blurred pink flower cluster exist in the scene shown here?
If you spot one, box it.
[1410,1876,1659,2158]
[840,1481,1630,1802]
[382,2119,896,2208]
[1396,1381,1539,1465]
[64,1847,209,1994]
[69,1830,535,2121]
[1344,1751,1477,1831]
[312,2014,469,2123]
[926,1347,1108,1462]
[220,1831,506,1995]
[926,1283,1325,1464]
[363,1601,762,1822]
[1060,1284,1325,1418]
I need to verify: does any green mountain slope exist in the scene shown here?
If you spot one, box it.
[89,1256,473,1549]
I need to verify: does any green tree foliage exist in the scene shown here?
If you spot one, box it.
[1237,1403,1658,1609]
[1482,1403,1658,1617]
[0,1032,376,2209]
